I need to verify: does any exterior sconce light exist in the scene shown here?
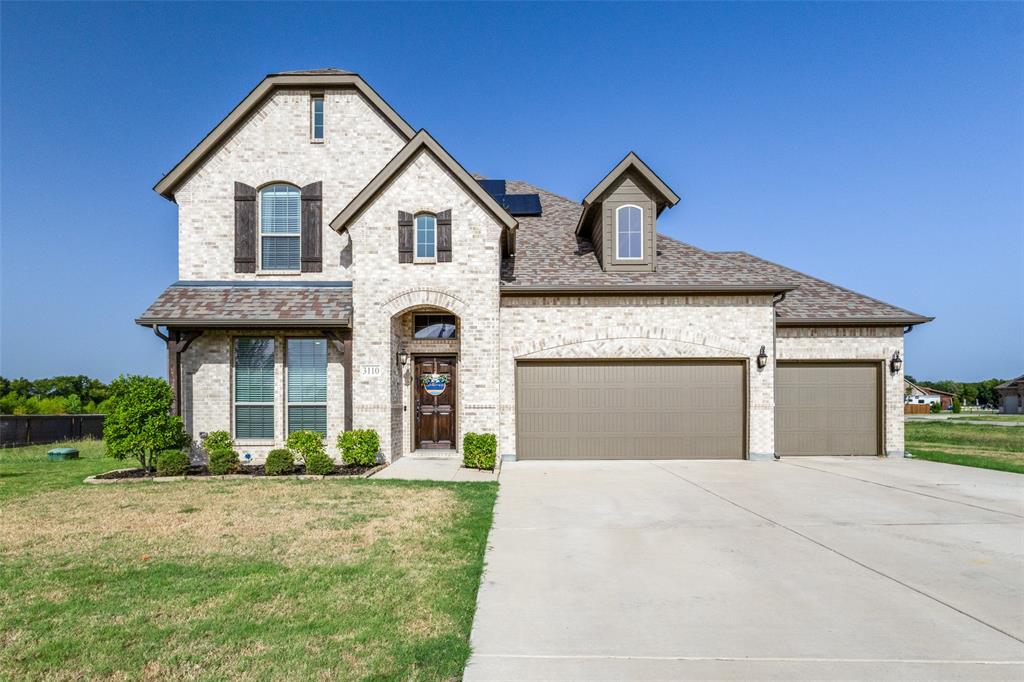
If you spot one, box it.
[756,345,768,369]
[890,351,902,374]
[396,350,409,367]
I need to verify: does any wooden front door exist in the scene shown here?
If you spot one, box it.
[415,356,456,449]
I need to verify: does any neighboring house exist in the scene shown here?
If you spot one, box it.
[997,375,1024,414]
[904,380,955,410]
[138,69,933,463]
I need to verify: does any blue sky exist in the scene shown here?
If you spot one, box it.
[1,2,1021,382]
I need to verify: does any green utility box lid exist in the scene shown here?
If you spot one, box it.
[47,448,80,461]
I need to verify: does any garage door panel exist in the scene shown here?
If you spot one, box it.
[776,362,880,456]
[516,360,744,460]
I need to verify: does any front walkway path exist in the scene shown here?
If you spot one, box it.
[466,457,1024,680]
[370,456,498,482]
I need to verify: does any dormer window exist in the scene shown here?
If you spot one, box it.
[260,184,301,270]
[616,205,643,260]
[415,214,437,263]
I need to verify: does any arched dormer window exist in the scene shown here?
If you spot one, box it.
[415,213,437,263]
[616,205,643,260]
[260,184,301,270]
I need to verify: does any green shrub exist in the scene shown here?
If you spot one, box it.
[156,450,189,476]
[929,401,942,414]
[286,430,326,462]
[338,429,380,466]
[463,432,497,470]
[202,431,233,452]
[265,448,295,476]
[208,448,239,475]
[952,398,962,413]
[103,375,189,471]
[304,450,335,476]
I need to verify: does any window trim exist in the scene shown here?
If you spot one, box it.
[258,183,302,272]
[615,204,644,261]
[285,337,328,436]
[310,93,324,143]
[233,336,276,443]
[414,212,437,263]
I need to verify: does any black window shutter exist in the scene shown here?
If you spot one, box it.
[234,182,257,273]
[301,181,323,273]
[398,211,414,263]
[437,209,452,262]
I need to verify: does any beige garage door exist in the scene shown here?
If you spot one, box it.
[515,360,745,460]
[776,362,881,456]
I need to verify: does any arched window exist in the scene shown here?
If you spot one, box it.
[260,184,301,270]
[415,213,437,262]
[616,205,643,260]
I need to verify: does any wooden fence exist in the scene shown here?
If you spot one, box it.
[904,404,931,415]
[0,415,105,447]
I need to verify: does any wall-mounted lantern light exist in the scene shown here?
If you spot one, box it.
[890,351,903,374]
[756,345,768,369]
[396,350,409,367]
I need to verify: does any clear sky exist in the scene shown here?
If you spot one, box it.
[1,2,1021,383]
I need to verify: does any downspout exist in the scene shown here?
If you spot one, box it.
[770,292,786,460]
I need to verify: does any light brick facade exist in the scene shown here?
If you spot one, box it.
[161,76,913,463]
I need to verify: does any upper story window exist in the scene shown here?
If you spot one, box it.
[310,94,324,141]
[414,314,457,339]
[415,214,436,262]
[616,205,643,260]
[260,184,301,270]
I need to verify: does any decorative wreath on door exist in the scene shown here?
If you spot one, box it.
[419,373,450,387]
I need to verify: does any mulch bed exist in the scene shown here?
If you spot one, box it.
[94,464,376,480]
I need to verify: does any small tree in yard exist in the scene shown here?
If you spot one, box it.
[103,375,189,472]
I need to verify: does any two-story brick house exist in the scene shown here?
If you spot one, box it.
[138,69,932,463]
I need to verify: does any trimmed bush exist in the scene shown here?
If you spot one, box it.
[463,432,497,470]
[952,398,962,413]
[202,431,233,452]
[208,448,239,475]
[156,449,189,476]
[265,448,295,476]
[338,429,380,467]
[304,450,335,476]
[286,430,326,463]
[929,401,942,414]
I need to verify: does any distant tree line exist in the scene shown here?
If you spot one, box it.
[905,376,1006,408]
[0,375,115,415]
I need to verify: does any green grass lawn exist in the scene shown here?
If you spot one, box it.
[0,441,498,681]
[905,421,1024,474]
[949,414,1024,423]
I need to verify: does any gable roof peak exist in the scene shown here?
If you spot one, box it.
[575,151,680,236]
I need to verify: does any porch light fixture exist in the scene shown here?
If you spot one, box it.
[756,345,768,369]
[890,351,903,374]
[396,350,409,367]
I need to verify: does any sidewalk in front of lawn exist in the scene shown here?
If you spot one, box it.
[371,455,499,482]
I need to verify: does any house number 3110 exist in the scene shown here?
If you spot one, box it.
[360,365,382,377]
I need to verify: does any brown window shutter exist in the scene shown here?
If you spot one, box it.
[234,182,257,273]
[437,209,452,262]
[398,211,414,263]
[301,181,323,273]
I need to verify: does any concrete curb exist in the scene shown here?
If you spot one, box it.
[84,466,386,485]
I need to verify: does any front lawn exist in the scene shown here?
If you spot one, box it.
[905,421,1024,474]
[0,441,498,680]
[950,414,1024,422]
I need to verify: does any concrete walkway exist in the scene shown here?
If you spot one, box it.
[466,457,1024,680]
[370,455,498,482]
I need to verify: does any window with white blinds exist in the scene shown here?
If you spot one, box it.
[260,184,301,270]
[287,338,327,435]
[235,338,275,439]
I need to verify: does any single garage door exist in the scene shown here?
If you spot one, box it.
[776,362,881,456]
[515,360,745,460]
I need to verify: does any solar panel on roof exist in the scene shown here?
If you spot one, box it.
[478,179,506,198]
[500,194,542,216]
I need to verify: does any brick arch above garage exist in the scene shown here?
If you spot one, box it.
[511,328,753,360]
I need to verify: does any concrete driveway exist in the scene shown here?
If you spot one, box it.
[466,457,1024,680]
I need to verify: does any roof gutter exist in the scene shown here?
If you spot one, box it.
[135,318,351,329]
[776,316,935,328]
[500,284,796,296]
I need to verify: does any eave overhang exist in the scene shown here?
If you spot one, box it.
[775,316,935,328]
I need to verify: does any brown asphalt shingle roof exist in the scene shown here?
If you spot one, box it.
[500,180,931,325]
[136,283,352,327]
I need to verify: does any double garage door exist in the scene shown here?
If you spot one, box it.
[515,359,881,460]
[516,360,745,460]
